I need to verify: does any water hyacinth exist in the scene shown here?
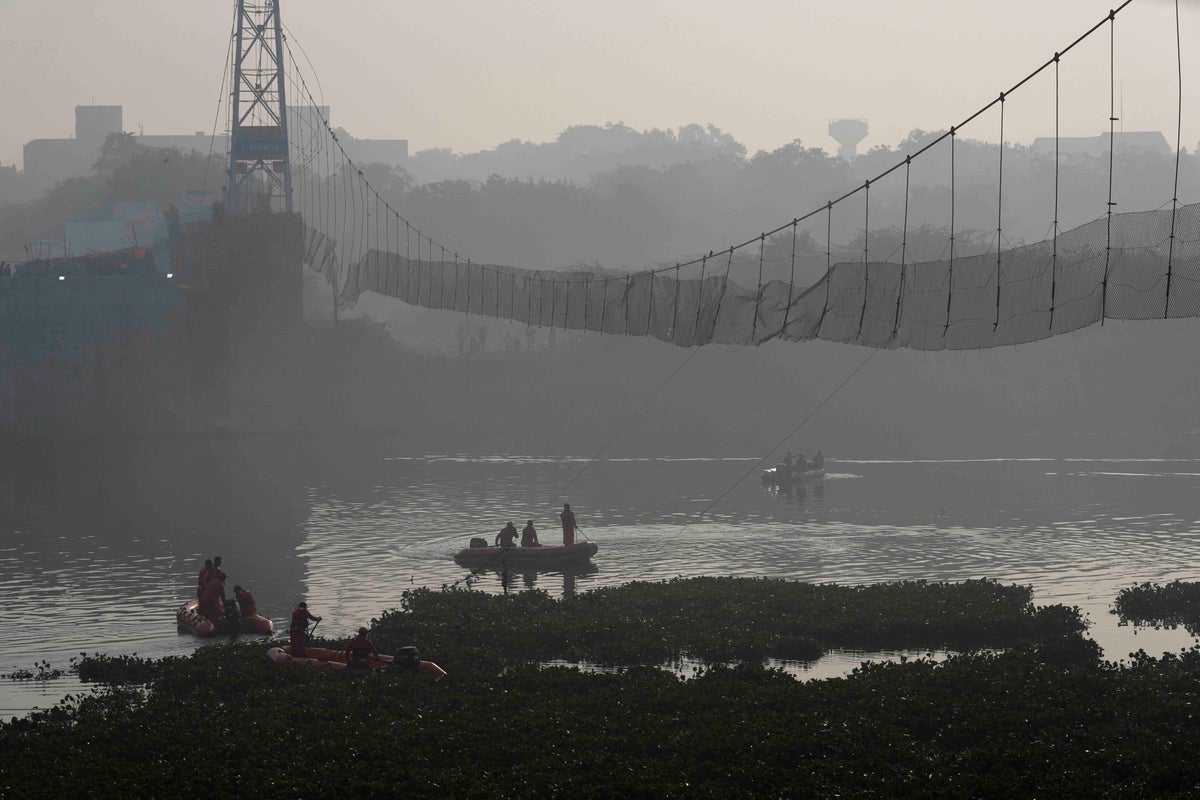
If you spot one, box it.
[8,578,1198,798]
[1114,581,1200,634]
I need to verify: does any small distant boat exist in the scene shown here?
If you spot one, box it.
[453,540,599,569]
[267,645,447,676]
[760,466,825,487]
[176,599,275,638]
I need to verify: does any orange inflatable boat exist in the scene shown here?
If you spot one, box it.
[267,645,447,676]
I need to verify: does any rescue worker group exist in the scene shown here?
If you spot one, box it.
[195,555,377,668]
[494,503,579,547]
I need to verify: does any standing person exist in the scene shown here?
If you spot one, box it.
[521,520,540,547]
[812,450,824,470]
[344,627,379,669]
[560,503,578,546]
[289,601,322,657]
[197,574,226,622]
[211,557,228,603]
[496,522,519,548]
[197,559,213,599]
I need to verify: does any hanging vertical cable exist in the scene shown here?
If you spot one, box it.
[711,247,733,341]
[818,202,833,337]
[1050,56,1061,331]
[693,252,710,343]
[601,277,610,334]
[645,268,656,338]
[1101,10,1117,323]
[623,274,632,336]
[1165,0,1183,318]
[857,180,871,340]
[781,221,799,337]
[670,264,681,344]
[994,93,1005,332]
[894,157,911,341]
[751,234,765,342]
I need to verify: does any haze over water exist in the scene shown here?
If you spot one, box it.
[2,438,1199,718]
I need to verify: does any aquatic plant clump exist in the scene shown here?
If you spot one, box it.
[72,653,170,686]
[1,661,64,682]
[1114,581,1200,633]
[382,576,1083,669]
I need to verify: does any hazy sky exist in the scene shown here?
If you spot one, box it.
[0,0,1195,170]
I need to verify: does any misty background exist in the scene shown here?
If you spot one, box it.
[4,118,1196,460]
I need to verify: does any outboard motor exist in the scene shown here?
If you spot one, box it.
[469,537,488,549]
[393,645,420,670]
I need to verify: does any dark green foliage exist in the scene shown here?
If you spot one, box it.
[1,661,64,681]
[73,653,170,685]
[385,577,1081,670]
[6,578,1194,799]
[1114,581,1200,635]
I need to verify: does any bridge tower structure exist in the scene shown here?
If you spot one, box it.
[226,0,293,214]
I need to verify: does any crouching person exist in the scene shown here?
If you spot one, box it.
[345,626,379,669]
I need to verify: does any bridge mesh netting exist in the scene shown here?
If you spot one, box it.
[302,202,1200,351]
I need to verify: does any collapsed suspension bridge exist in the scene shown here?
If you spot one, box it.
[234,0,1198,352]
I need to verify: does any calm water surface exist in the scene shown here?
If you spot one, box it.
[3,437,1199,717]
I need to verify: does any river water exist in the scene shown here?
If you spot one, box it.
[2,436,1199,719]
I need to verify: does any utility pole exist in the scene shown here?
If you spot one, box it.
[226,0,293,214]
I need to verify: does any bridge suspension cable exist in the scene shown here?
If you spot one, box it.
[285,0,1197,353]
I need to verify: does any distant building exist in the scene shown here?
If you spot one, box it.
[1032,131,1172,158]
[22,104,407,193]
[828,118,869,162]
[75,105,123,149]
[23,105,124,191]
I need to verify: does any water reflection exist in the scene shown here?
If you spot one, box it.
[487,563,600,596]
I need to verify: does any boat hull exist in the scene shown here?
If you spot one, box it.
[760,467,825,487]
[176,600,275,637]
[267,646,447,676]
[453,541,598,569]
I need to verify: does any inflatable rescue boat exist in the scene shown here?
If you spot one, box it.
[453,540,598,569]
[267,645,447,676]
[177,599,275,637]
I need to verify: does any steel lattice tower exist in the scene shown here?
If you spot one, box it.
[227,0,293,214]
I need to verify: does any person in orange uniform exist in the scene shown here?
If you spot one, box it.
[197,559,213,599]
[560,503,578,545]
[233,584,257,617]
[496,521,519,548]
[344,627,380,669]
[289,601,322,657]
[197,574,226,621]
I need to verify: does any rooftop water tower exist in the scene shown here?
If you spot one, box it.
[828,118,869,162]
